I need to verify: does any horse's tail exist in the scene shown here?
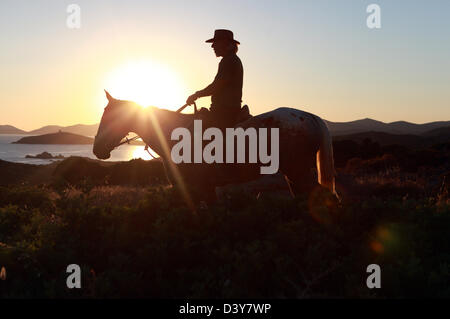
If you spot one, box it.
[315,117,337,197]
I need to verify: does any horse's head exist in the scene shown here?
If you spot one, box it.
[93,90,136,159]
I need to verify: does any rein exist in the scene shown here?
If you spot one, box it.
[176,101,197,114]
[114,102,198,159]
[116,135,141,147]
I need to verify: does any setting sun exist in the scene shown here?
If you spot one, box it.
[103,60,187,109]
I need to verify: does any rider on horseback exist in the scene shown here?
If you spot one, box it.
[186,29,247,129]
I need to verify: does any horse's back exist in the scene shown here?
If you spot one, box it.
[237,107,325,138]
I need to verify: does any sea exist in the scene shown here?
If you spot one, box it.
[0,134,153,165]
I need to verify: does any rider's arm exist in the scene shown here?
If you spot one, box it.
[195,78,226,97]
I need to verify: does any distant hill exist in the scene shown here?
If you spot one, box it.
[26,125,63,135]
[325,119,450,136]
[333,131,430,148]
[0,125,27,134]
[0,123,99,136]
[11,130,145,146]
[421,126,450,138]
[12,131,94,144]
[333,126,450,149]
[28,123,99,136]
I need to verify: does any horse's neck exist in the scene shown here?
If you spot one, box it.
[132,107,192,159]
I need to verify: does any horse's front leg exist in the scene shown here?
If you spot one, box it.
[187,169,218,205]
[165,161,218,206]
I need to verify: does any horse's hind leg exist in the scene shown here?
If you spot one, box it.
[281,147,319,197]
[283,167,318,197]
[284,174,296,197]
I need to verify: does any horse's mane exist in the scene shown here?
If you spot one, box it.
[153,107,194,119]
[115,99,194,121]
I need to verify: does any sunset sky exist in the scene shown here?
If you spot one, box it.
[1,0,449,131]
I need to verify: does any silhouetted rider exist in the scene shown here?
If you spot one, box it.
[186,29,243,129]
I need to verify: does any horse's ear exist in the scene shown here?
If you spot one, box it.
[104,90,114,102]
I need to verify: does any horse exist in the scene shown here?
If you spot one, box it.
[93,91,337,208]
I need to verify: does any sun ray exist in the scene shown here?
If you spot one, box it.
[147,108,195,212]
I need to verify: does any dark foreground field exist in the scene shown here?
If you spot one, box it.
[0,138,449,298]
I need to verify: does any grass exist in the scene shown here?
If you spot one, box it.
[0,139,449,298]
[0,179,449,298]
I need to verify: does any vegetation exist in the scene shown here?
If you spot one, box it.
[0,139,449,298]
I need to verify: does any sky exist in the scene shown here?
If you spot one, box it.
[0,0,449,130]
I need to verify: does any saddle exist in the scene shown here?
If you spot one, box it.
[236,104,252,123]
[195,104,252,127]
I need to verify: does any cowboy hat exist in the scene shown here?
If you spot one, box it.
[205,29,240,44]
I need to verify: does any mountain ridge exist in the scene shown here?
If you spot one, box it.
[2,118,450,136]
[27,123,99,136]
[323,118,450,136]
[0,125,28,134]
[11,131,145,145]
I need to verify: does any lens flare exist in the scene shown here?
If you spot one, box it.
[370,225,398,254]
